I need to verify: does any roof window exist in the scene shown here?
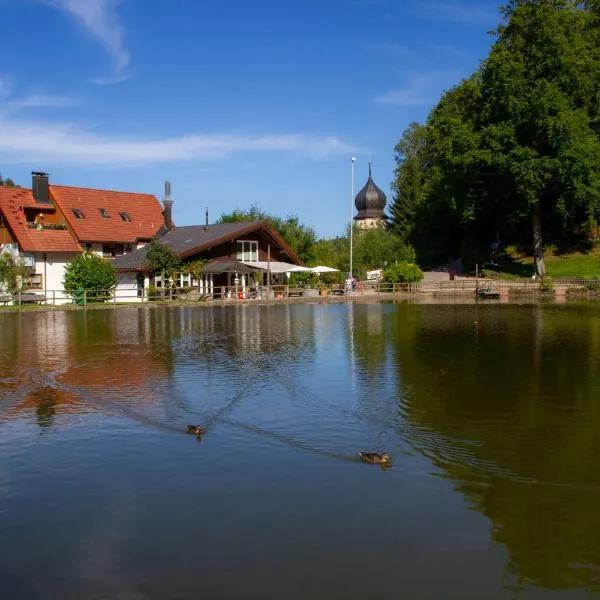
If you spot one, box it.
[119,211,132,222]
[99,208,110,219]
[72,208,85,219]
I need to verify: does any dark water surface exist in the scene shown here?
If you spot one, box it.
[2,302,600,599]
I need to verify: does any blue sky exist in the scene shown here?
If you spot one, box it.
[0,0,501,237]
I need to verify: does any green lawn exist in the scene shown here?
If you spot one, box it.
[482,245,600,280]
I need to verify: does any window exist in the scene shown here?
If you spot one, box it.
[102,243,125,257]
[72,208,85,219]
[99,208,110,218]
[28,273,43,289]
[236,240,258,262]
[119,211,132,222]
[85,243,93,251]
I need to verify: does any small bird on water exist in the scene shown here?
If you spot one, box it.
[186,424,205,436]
[358,452,392,466]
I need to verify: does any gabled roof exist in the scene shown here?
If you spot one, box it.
[112,220,302,272]
[50,185,165,244]
[0,187,81,253]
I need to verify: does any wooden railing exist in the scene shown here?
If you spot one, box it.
[1,278,600,308]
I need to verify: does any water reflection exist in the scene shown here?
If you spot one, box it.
[388,303,600,592]
[2,303,600,598]
[0,306,317,433]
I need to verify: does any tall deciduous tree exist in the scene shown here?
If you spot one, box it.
[481,0,600,275]
[0,253,30,295]
[392,0,600,274]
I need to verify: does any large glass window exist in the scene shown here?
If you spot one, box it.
[236,240,258,262]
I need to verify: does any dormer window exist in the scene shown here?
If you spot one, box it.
[99,208,110,219]
[72,208,85,219]
[119,211,132,222]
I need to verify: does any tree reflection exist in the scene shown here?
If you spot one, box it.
[32,386,58,428]
[389,303,600,592]
[348,304,388,381]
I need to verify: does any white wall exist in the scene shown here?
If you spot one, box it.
[115,272,144,303]
[34,252,79,304]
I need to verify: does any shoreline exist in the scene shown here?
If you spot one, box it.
[1,291,599,314]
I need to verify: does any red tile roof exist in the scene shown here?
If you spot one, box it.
[0,187,82,253]
[50,185,166,244]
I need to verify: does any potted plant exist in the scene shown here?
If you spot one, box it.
[318,282,329,296]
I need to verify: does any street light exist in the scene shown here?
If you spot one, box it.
[350,156,356,284]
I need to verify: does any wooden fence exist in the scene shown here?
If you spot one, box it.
[1,278,599,308]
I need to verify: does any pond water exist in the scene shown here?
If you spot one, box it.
[1,302,600,600]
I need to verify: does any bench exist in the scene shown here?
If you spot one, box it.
[16,293,48,304]
[0,294,11,305]
[288,288,305,297]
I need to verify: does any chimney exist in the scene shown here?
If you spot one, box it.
[205,207,209,230]
[162,180,174,231]
[32,171,50,204]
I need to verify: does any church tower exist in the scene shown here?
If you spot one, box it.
[354,161,387,230]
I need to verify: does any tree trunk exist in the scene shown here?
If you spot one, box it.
[532,202,546,277]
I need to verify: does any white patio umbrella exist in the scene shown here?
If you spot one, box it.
[310,266,340,273]
[286,265,313,272]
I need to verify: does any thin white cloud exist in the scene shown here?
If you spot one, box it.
[406,0,498,25]
[0,79,77,110]
[8,95,78,109]
[0,116,356,165]
[45,0,130,81]
[376,70,462,106]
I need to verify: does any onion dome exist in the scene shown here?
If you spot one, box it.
[354,162,387,220]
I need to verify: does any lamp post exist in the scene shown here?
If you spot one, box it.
[350,156,356,284]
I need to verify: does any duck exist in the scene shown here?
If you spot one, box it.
[358,452,392,466]
[186,424,205,436]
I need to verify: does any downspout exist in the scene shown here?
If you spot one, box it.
[43,252,47,297]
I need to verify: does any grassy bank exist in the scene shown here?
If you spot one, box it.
[481,244,600,280]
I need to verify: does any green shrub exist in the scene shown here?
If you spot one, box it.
[539,276,554,292]
[63,251,117,302]
[382,262,423,284]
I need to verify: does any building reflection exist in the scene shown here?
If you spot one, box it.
[388,303,600,592]
[0,305,316,427]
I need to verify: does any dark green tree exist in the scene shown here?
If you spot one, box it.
[480,0,600,275]
[352,226,416,278]
[146,240,181,296]
[390,122,428,243]
[63,251,117,302]
[391,0,600,274]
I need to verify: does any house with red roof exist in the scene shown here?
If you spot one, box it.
[1,172,304,304]
[0,172,165,303]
